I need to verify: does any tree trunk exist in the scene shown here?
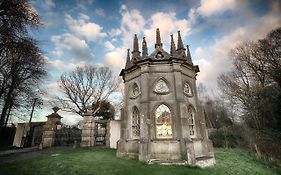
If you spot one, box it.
[0,88,13,127]
[4,101,13,127]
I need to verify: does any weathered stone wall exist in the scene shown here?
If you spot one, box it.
[41,111,62,148]
[41,121,56,148]
[118,52,215,166]
[109,120,121,149]
[150,140,181,160]
[12,123,26,147]
[80,114,95,147]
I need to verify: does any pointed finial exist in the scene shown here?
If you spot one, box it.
[155,28,163,48]
[132,34,140,60]
[142,37,148,58]
[127,48,130,60]
[52,106,60,113]
[170,34,176,55]
[177,30,185,50]
[186,45,193,63]
[125,49,131,68]
[133,34,139,52]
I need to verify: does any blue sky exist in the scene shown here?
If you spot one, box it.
[19,0,281,124]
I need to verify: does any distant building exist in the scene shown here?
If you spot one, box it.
[117,29,215,167]
[13,122,45,147]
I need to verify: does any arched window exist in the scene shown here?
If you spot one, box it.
[155,104,172,138]
[183,81,192,96]
[131,83,140,98]
[187,106,195,137]
[132,107,140,137]
[154,79,169,93]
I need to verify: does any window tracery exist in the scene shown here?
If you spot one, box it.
[187,106,195,137]
[130,83,140,98]
[154,79,169,94]
[155,104,172,138]
[183,81,192,96]
[132,107,140,137]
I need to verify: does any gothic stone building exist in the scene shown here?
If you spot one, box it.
[117,29,215,166]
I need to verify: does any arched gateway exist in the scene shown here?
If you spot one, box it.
[117,28,215,167]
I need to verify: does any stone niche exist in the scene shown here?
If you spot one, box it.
[117,29,215,167]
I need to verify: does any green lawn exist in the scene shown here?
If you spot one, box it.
[0,148,280,175]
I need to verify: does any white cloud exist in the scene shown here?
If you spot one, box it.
[194,7,281,91]
[95,8,106,17]
[187,0,238,24]
[144,12,191,49]
[104,41,115,51]
[197,0,236,16]
[104,52,125,71]
[45,56,87,71]
[109,28,122,36]
[43,0,55,9]
[65,13,107,41]
[46,58,65,69]
[104,5,192,72]
[195,47,206,58]
[119,5,146,47]
[51,33,94,61]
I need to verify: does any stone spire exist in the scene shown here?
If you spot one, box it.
[142,37,148,58]
[125,49,131,68]
[132,34,140,60]
[155,28,163,48]
[170,34,176,55]
[186,45,192,63]
[177,30,185,50]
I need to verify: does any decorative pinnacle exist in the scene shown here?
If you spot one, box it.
[133,34,139,52]
[132,34,140,59]
[170,34,176,55]
[177,30,185,50]
[142,37,148,58]
[155,28,163,48]
[186,45,192,62]
[125,48,131,67]
[52,106,60,113]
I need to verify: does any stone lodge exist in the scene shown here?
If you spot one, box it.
[117,28,215,167]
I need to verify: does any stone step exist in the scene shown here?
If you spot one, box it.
[147,159,188,165]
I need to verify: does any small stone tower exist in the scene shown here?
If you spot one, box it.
[117,29,215,167]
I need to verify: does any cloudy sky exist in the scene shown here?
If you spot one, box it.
[25,0,281,124]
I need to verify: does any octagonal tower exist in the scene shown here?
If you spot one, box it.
[117,29,215,166]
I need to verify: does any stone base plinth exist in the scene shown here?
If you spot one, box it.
[117,138,216,167]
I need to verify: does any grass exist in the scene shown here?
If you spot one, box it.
[0,148,280,175]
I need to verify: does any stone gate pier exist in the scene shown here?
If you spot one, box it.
[80,110,111,148]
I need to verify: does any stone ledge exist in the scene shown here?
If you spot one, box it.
[147,159,188,165]
[147,156,216,168]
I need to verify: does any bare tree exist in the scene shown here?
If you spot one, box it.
[258,27,281,87]
[0,0,46,127]
[0,39,46,126]
[57,65,120,116]
[217,27,281,131]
